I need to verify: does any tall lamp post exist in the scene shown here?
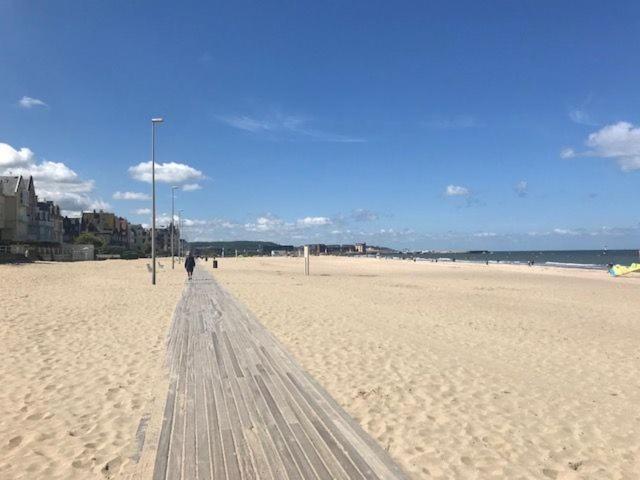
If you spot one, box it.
[151,117,164,285]
[178,209,184,261]
[171,186,178,269]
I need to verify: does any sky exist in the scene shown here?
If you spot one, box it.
[1,0,639,250]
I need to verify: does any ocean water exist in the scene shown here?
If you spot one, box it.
[399,250,639,269]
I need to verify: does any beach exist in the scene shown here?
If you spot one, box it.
[1,256,639,479]
[0,259,183,479]
[213,256,640,479]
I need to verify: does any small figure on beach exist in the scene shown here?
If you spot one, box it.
[185,252,196,280]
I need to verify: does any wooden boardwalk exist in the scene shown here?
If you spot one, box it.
[152,267,408,480]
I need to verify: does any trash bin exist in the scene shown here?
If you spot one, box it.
[213,260,218,269]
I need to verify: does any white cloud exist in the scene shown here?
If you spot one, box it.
[297,216,332,227]
[473,232,497,237]
[217,112,364,143]
[134,208,151,215]
[445,185,470,196]
[514,180,528,197]
[128,161,205,184]
[114,191,150,200]
[562,122,640,171]
[0,142,107,213]
[585,121,640,171]
[244,214,288,233]
[182,183,202,191]
[0,143,34,168]
[560,147,576,159]
[18,96,47,109]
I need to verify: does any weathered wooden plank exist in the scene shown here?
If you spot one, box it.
[183,320,197,480]
[194,338,213,480]
[219,325,257,479]
[286,372,379,480]
[201,340,226,479]
[152,361,179,479]
[165,314,190,479]
[223,331,245,378]
[255,375,319,480]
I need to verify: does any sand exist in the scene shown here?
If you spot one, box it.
[0,259,184,480]
[2,256,639,479]
[212,256,640,480]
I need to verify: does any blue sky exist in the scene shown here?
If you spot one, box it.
[1,0,639,249]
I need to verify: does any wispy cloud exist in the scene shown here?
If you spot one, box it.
[514,180,528,198]
[113,191,150,200]
[568,109,597,126]
[351,208,379,222]
[560,147,576,159]
[217,112,365,143]
[18,96,47,109]
[134,208,151,215]
[568,94,597,126]
[445,185,470,196]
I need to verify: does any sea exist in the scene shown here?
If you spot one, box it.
[391,250,640,270]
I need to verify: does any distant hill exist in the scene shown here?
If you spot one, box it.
[188,241,282,255]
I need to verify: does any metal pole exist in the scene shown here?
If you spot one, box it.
[150,117,163,285]
[178,209,183,261]
[151,122,156,285]
[171,186,177,269]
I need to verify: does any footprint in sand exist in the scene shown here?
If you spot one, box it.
[6,436,22,450]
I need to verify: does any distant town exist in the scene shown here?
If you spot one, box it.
[189,241,397,258]
[0,174,395,263]
[0,175,185,262]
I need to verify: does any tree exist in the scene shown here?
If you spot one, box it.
[74,232,106,249]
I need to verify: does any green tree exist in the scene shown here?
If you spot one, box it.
[74,232,106,248]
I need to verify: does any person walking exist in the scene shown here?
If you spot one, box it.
[185,251,196,280]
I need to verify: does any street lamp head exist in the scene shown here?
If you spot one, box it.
[151,117,164,123]
[172,185,179,191]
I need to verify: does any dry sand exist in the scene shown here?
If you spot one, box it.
[0,259,183,480]
[213,256,640,480]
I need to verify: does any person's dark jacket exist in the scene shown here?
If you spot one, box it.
[185,255,196,271]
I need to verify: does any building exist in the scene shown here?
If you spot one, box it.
[269,245,295,256]
[130,224,150,253]
[306,244,328,255]
[63,217,81,243]
[112,216,131,246]
[0,176,35,243]
[81,210,116,245]
[355,242,367,254]
[36,201,63,244]
[153,224,181,255]
[0,192,4,239]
